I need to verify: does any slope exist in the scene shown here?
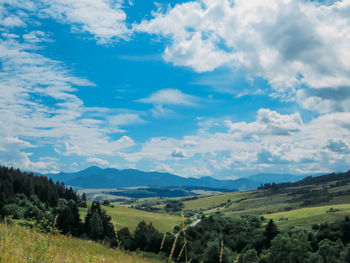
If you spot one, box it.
[0,222,162,263]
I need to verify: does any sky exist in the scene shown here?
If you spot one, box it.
[1,0,350,179]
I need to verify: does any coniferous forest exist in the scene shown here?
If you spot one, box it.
[0,166,117,244]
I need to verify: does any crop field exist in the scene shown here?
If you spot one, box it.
[80,203,181,232]
[0,222,162,263]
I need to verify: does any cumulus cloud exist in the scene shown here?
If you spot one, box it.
[137,89,199,118]
[122,109,350,177]
[136,0,350,111]
[171,148,191,159]
[137,89,198,106]
[225,109,304,137]
[325,139,350,154]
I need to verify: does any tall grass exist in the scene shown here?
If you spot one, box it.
[168,234,178,263]
[181,211,188,263]
[159,232,166,254]
[0,222,162,263]
[219,240,224,263]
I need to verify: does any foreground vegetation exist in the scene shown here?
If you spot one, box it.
[0,222,161,263]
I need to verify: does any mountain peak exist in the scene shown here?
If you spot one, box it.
[81,166,103,173]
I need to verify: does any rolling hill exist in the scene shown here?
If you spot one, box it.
[180,169,350,230]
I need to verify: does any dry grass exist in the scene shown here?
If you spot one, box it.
[0,222,162,263]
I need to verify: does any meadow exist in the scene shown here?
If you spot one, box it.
[263,203,350,230]
[180,177,350,230]
[80,203,181,232]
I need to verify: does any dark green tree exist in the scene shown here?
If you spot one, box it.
[89,211,104,240]
[317,238,344,263]
[133,221,162,253]
[263,219,279,247]
[84,201,116,245]
[265,232,312,263]
[203,239,232,263]
[238,249,259,263]
[56,199,81,235]
[118,227,134,250]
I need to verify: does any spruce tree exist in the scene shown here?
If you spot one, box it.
[89,211,104,240]
[264,219,279,247]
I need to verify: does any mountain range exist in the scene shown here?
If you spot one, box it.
[46,166,308,191]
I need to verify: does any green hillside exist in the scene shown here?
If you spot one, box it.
[0,222,162,263]
[181,170,350,229]
[80,203,181,232]
[264,203,350,230]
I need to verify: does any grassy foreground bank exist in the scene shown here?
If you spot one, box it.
[0,222,162,263]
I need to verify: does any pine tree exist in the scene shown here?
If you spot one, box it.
[264,219,279,247]
[89,211,104,240]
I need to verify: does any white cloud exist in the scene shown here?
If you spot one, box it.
[150,104,174,118]
[86,157,110,166]
[325,139,350,154]
[121,109,350,177]
[40,0,130,43]
[137,0,350,111]
[22,31,52,43]
[0,136,59,173]
[225,109,304,137]
[137,89,197,106]
[181,166,212,177]
[153,163,174,174]
[171,148,192,159]
[109,113,144,127]
[1,0,130,43]
[0,34,135,172]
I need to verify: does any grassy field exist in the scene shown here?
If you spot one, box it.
[263,203,350,230]
[0,222,162,263]
[183,191,254,210]
[183,190,293,215]
[180,180,350,230]
[80,203,181,232]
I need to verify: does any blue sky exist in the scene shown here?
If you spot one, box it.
[1,0,350,178]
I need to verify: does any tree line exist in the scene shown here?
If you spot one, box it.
[0,166,116,245]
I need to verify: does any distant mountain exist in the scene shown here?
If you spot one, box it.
[47,166,320,191]
[47,166,261,190]
[247,173,308,184]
